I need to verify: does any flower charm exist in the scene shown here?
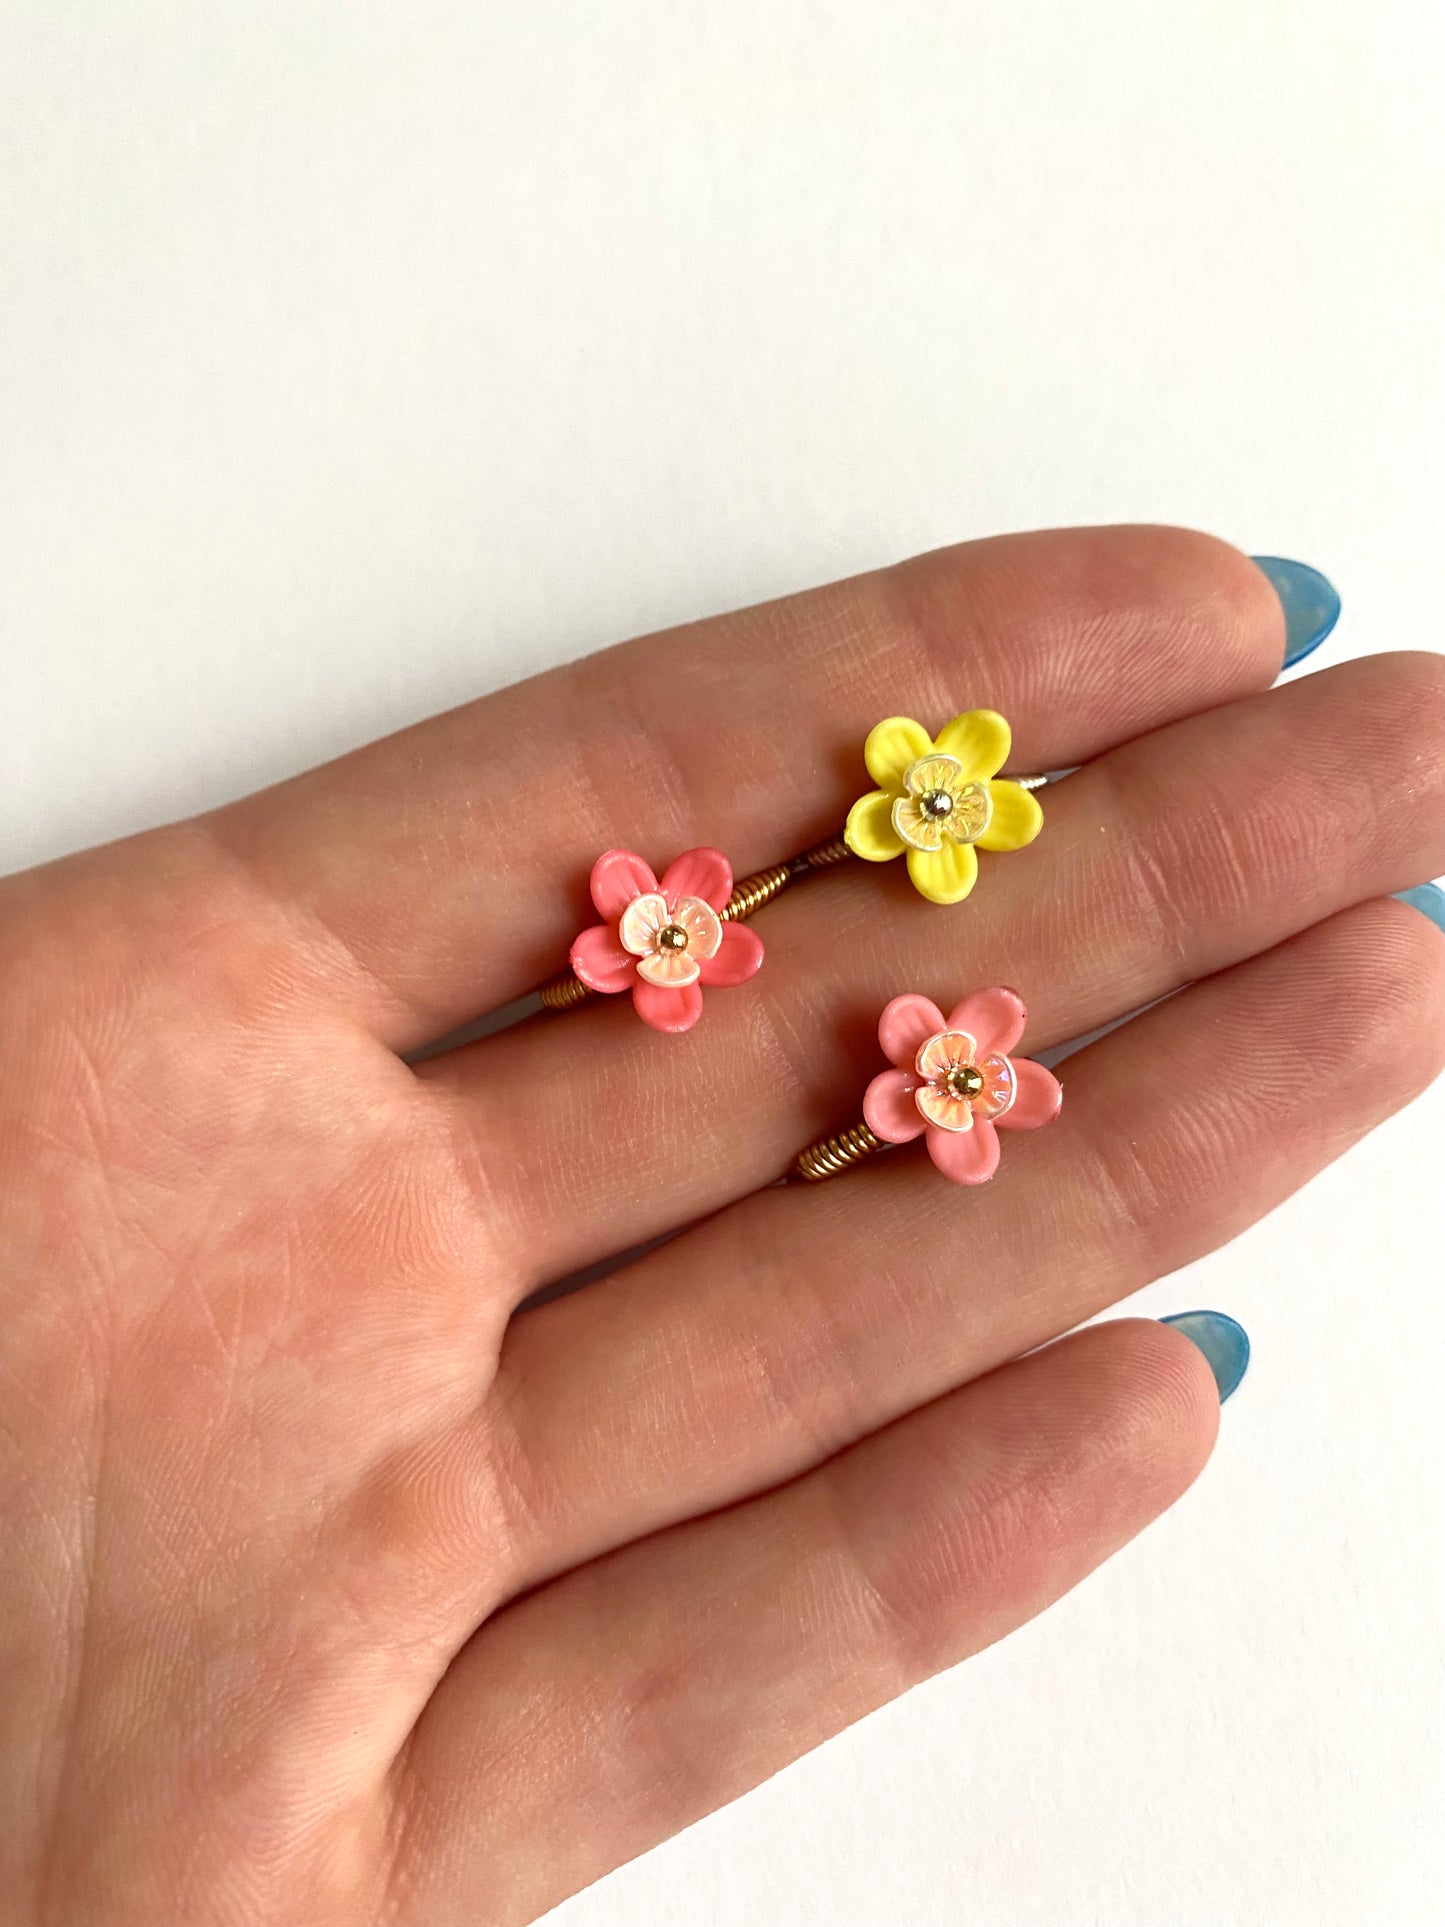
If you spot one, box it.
[862,987,1061,1183]
[843,709,1043,905]
[569,847,764,1033]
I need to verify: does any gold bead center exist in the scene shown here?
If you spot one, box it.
[657,924,689,951]
[944,1063,985,1099]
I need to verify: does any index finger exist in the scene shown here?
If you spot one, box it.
[203,526,1282,1047]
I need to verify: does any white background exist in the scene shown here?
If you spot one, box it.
[3,4,1443,1922]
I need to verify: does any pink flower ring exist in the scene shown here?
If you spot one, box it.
[569,847,765,1033]
[861,987,1061,1183]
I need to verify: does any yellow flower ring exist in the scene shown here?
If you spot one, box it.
[843,709,1043,904]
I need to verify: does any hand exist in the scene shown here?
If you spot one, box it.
[4,527,1443,1926]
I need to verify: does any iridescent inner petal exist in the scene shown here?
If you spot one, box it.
[618,892,671,957]
[671,894,723,961]
[892,792,944,852]
[915,1084,977,1132]
[636,946,701,987]
[905,753,965,797]
[974,1052,1017,1119]
[915,1029,978,1081]
[899,756,994,846]
[939,780,993,845]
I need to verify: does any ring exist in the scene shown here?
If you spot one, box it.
[793,986,1062,1185]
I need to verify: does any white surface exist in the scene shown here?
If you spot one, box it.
[3,4,1443,1922]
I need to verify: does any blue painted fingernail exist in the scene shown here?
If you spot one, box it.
[1250,556,1341,668]
[1160,1310,1250,1404]
[1395,882,1445,937]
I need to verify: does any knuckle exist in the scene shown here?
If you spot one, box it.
[1130,528,1284,670]
[1350,899,1445,1097]
[1371,650,1445,791]
[1170,527,1281,623]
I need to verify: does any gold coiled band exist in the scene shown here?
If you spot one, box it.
[793,1120,884,1182]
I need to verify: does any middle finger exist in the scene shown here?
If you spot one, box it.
[421,650,1445,1286]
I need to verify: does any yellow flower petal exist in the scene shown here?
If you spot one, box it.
[863,716,934,791]
[933,708,1011,782]
[845,789,906,862]
[977,779,1043,852]
[906,839,978,905]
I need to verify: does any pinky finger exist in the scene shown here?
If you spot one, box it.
[387,1319,1222,1927]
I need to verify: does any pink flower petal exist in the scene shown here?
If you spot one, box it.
[633,978,704,1033]
[946,986,1027,1058]
[618,892,669,956]
[636,947,701,987]
[569,923,637,994]
[863,1068,927,1144]
[927,1116,1000,1184]
[672,894,723,961]
[697,920,764,987]
[915,1029,977,1081]
[660,846,733,913]
[878,993,948,1069]
[996,1056,1062,1130]
[591,848,659,922]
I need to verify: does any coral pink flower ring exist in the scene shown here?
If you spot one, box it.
[566,847,763,1033]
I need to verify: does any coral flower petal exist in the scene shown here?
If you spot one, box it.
[927,1116,1001,1184]
[660,847,733,913]
[946,986,1027,1058]
[697,921,764,987]
[633,979,704,1033]
[978,779,1044,852]
[906,840,978,904]
[878,993,948,1069]
[863,716,934,791]
[591,848,659,922]
[915,1029,977,1081]
[845,789,906,862]
[617,892,670,956]
[915,1084,976,1132]
[863,1068,928,1144]
[932,709,1011,782]
[672,894,723,960]
[636,948,701,987]
[998,1056,1063,1130]
[569,924,636,993]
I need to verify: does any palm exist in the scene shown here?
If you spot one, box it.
[3,526,1443,1927]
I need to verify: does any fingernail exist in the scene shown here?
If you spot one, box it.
[1160,1310,1250,1404]
[1250,556,1341,669]
[1395,882,1445,937]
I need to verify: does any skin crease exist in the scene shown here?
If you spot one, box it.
[0,528,1442,1926]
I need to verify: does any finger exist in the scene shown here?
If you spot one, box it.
[424,652,1445,1285]
[482,896,1445,1592]
[388,1319,1218,1927]
[205,527,1280,1043]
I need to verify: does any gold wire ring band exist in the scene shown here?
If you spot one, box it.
[792,1120,884,1182]
[536,774,1050,1012]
